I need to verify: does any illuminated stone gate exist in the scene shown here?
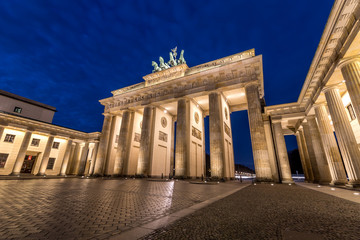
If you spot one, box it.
[93,49,280,181]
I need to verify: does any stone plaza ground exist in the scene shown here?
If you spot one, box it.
[0,178,359,240]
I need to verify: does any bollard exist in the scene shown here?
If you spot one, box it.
[161,173,163,179]
[201,174,204,182]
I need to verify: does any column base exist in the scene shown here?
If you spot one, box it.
[329,179,348,186]
[318,180,331,185]
[255,177,273,183]
[346,180,360,188]
[9,172,21,176]
[281,179,294,184]
[91,174,104,178]
[36,173,45,176]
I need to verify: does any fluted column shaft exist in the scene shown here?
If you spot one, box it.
[263,118,279,182]
[88,142,99,176]
[209,92,225,178]
[307,117,332,184]
[324,87,360,186]
[0,127,4,143]
[37,135,55,175]
[314,104,347,185]
[59,139,73,176]
[137,106,154,176]
[77,142,89,176]
[245,84,272,181]
[93,114,113,176]
[175,99,190,178]
[272,121,293,183]
[113,110,134,176]
[295,131,309,181]
[298,129,314,182]
[170,118,175,178]
[10,131,33,175]
[302,123,321,182]
[340,59,360,125]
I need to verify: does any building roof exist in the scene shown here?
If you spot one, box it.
[0,90,57,112]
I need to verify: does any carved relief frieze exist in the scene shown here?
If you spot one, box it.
[159,131,168,142]
[134,133,141,142]
[191,126,202,140]
[106,61,261,111]
[224,122,231,137]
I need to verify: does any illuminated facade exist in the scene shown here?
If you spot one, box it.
[265,0,360,187]
[0,90,100,176]
[95,49,269,180]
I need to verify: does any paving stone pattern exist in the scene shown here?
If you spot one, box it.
[141,184,360,240]
[0,178,240,240]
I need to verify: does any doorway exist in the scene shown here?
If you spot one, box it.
[21,155,37,173]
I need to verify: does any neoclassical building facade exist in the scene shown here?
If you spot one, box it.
[2,0,360,187]
[93,0,360,185]
[0,90,100,176]
[265,0,360,187]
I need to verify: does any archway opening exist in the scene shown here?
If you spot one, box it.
[284,135,303,179]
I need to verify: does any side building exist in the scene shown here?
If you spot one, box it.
[0,90,100,176]
[265,0,360,187]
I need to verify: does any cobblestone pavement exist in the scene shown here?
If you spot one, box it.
[0,178,243,240]
[141,184,360,240]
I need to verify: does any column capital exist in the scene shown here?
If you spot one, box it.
[322,83,342,93]
[244,81,259,89]
[102,113,113,117]
[305,115,316,121]
[338,55,360,69]
[271,116,282,124]
[296,125,304,132]
[312,102,327,108]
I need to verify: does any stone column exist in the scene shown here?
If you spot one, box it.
[314,104,348,185]
[175,99,190,178]
[0,126,4,142]
[93,114,113,176]
[10,130,33,175]
[37,135,55,176]
[263,117,279,182]
[339,57,360,125]
[88,141,99,176]
[209,92,225,179]
[298,128,314,182]
[169,118,175,178]
[137,106,154,176]
[307,116,332,184]
[272,120,293,183]
[295,131,309,181]
[113,110,134,176]
[245,83,272,181]
[324,86,360,186]
[59,139,73,176]
[77,142,89,176]
[302,122,320,182]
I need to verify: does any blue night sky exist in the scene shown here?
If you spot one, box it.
[0,0,334,169]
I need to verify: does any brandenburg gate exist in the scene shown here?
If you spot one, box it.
[92,48,281,181]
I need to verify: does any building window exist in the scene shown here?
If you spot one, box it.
[14,107,22,113]
[0,153,9,168]
[346,104,356,121]
[31,138,40,147]
[4,134,15,143]
[46,158,56,169]
[52,142,60,149]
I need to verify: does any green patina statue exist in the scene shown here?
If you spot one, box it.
[151,47,186,73]
[152,61,161,73]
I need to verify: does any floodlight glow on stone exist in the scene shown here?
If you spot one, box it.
[331,188,335,191]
